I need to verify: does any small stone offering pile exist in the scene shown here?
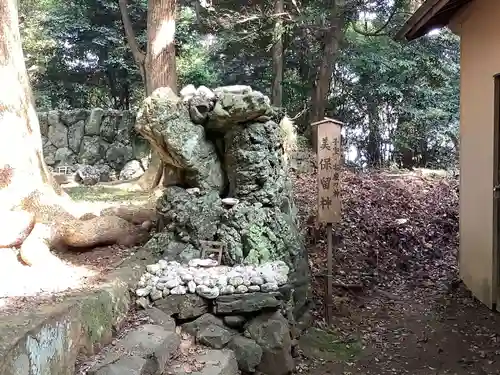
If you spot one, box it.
[135,259,289,302]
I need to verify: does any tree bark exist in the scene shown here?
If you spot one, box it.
[119,0,178,191]
[145,0,177,95]
[0,0,150,266]
[271,0,284,107]
[309,0,345,152]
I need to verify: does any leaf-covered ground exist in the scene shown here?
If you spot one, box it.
[294,164,500,375]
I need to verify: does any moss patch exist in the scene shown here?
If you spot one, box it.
[65,186,151,203]
[78,283,130,353]
[298,327,362,362]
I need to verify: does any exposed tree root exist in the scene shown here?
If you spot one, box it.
[100,206,157,225]
[0,211,35,248]
[0,184,156,267]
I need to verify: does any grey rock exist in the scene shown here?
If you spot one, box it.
[182,313,225,336]
[75,164,110,185]
[43,143,57,165]
[196,285,220,299]
[223,315,246,329]
[86,108,104,135]
[214,292,282,315]
[106,142,134,170]
[167,349,239,375]
[135,87,224,192]
[197,85,216,99]
[197,324,235,349]
[213,85,252,95]
[136,297,150,310]
[143,307,177,331]
[188,93,215,124]
[261,283,279,292]
[54,147,75,166]
[48,121,68,149]
[245,312,294,375]
[100,114,118,142]
[47,110,60,127]
[207,89,270,132]
[145,234,201,262]
[227,335,263,373]
[120,160,144,180]
[79,136,102,165]
[60,108,88,125]
[180,84,197,98]
[88,355,148,375]
[171,285,188,295]
[154,294,209,319]
[155,187,223,244]
[151,288,163,301]
[39,112,49,137]
[90,324,180,375]
[68,120,85,153]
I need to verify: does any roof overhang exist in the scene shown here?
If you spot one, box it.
[395,0,473,41]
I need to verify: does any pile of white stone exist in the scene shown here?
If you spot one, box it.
[135,258,290,301]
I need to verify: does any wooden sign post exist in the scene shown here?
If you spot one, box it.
[311,117,343,325]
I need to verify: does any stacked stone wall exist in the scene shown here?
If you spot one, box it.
[38,108,150,180]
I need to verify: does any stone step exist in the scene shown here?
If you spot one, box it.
[166,349,240,375]
[88,323,181,375]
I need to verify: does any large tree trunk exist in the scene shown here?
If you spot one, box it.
[119,0,178,191]
[138,0,179,191]
[309,0,345,151]
[145,0,177,95]
[271,0,284,107]
[0,0,150,266]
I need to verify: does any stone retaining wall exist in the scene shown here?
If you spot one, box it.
[38,109,150,179]
[38,108,312,182]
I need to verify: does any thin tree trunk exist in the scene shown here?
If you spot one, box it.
[118,0,147,88]
[271,0,284,107]
[309,0,345,151]
[0,0,150,266]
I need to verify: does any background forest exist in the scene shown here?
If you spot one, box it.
[19,0,460,170]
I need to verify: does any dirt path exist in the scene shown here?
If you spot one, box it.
[302,280,500,375]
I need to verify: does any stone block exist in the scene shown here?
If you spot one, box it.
[167,349,239,375]
[213,292,282,315]
[154,294,209,320]
[197,324,235,349]
[227,335,262,373]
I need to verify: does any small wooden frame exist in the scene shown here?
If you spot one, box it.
[55,165,72,175]
[199,240,224,265]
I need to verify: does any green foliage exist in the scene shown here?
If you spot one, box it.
[19,0,460,169]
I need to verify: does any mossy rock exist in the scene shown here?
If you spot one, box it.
[298,327,362,362]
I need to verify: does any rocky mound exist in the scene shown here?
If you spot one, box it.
[137,85,309,321]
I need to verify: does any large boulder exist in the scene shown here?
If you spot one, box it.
[140,84,310,318]
[206,86,271,132]
[135,87,225,192]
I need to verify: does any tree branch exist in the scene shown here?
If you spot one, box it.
[118,0,146,68]
[351,2,400,37]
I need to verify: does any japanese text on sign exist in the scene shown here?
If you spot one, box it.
[314,119,342,223]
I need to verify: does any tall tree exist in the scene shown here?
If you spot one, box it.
[309,0,345,150]
[271,0,284,106]
[119,0,178,191]
[0,0,148,266]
